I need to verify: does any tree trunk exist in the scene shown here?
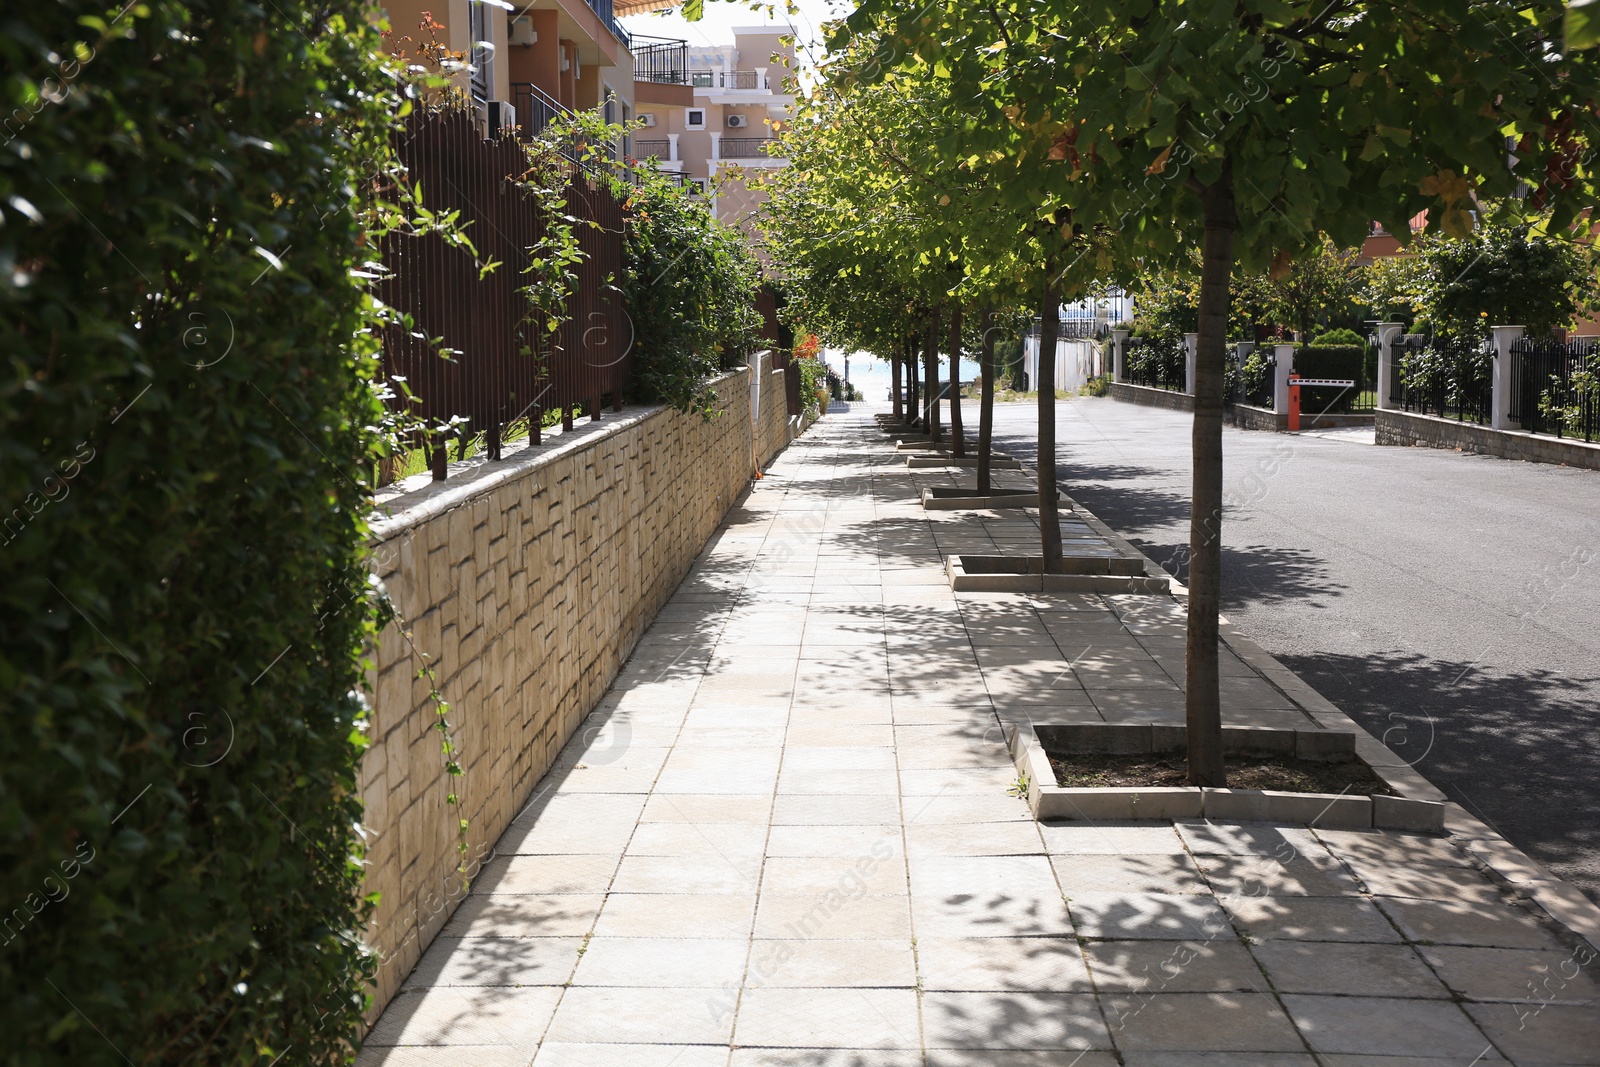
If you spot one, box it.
[978,307,996,494]
[947,303,966,457]
[924,310,941,442]
[1186,164,1237,789]
[1037,277,1062,571]
[891,350,902,422]
[906,336,920,428]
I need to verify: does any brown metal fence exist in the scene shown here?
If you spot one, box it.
[378,107,630,480]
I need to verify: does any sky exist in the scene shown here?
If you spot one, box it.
[620,0,854,71]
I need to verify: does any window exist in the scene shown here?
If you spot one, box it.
[686,109,705,129]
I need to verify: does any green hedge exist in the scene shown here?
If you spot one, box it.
[617,164,763,417]
[2,3,399,1062]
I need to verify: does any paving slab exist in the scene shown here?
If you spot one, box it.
[365,407,1600,1065]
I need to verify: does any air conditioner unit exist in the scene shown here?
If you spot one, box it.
[509,16,536,46]
[639,114,657,127]
[726,114,748,128]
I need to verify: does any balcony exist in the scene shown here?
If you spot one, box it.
[688,70,779,91]
[584,0,631,49]
[632,136,684,171]
[716,136,784,162]
[633,35,689,84]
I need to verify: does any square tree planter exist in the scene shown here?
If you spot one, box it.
[947,554,1171,595]
[906,454,1023,469]
[1007,721,1446,833]
[920,487,1063,510]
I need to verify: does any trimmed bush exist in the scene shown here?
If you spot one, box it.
[2,3,401,1062]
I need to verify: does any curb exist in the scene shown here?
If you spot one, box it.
[1005,454,1600,957]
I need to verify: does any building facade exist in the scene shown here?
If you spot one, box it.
[628,26,795,238]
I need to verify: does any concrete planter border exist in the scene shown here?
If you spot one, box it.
[920,487,1061,510]
[907,454,1022,469]
[946,554,1169,595]
[1007,721,1446,833]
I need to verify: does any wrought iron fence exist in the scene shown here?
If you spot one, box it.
[632,35,688,84]
[719,137,777,159]
[1125,335,1186,392]
[632,139,670,159]
[1396,333,1491,424]
[378,107,629,481]
[1510,337,1600,442]
[1227,345,1276,409]
[723,70,761,89]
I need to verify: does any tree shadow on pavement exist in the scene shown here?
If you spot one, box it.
[1282,647,1600,904]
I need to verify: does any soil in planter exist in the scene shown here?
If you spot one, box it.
[1047,751,1396,796]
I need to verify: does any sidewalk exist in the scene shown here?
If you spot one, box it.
[360,405,1600,1067]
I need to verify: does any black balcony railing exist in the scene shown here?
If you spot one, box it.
[686,69,769,89]
[511,82,572,139]
[633,35,689,84]
[633,138,670,159]
[584,0,630,49]
[720,136,778,159]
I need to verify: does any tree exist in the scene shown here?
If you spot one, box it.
[1266,239,1363,341]
[844,0,1600,785]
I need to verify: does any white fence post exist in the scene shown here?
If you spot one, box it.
[1112,328,1130,384]
[1491,325,1526,431]
[1272,343,1296,414]
[1376,323,1404,411]
[1184,332,1198,395]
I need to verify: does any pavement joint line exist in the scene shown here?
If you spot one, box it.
[364,405,1600,1064]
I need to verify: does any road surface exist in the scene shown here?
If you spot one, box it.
[978,397,1600,902]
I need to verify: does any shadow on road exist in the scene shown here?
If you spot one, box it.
[1283,647,1600,903]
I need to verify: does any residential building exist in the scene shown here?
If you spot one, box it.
[380,0,662,140]
[627,26,795,240]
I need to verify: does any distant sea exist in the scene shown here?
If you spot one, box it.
[822,350,984,403]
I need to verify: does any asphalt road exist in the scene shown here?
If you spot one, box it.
[978,397,1600,903]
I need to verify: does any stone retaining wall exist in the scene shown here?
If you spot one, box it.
[1229,404,1375,432]
[756,352,792,467]
[359,370,758,1018]
[1109,381,1195,412]
[1376,409,1600,470]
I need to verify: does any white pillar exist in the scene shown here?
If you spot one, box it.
[667,132,680,163]
[1376,322,1403,411]
[1491,325,1526,430]
[709,131,722,162]
[1184,332,1199,395]
[1112,329,1130,384]
[1272,344,1296,414]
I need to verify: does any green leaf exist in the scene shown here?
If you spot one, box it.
[1568,0,1600,49]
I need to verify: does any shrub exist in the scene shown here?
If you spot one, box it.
[618,167,764,417]
[1311,328,1366,346]
[1,4,407,1062]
